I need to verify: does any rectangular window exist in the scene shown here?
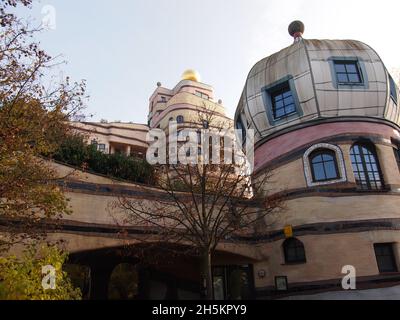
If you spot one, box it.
[195,91,209,100]
[393,147,400,171]
[389,74,398,105]
[374,243,397,273]
[98,144,106,153]
[334,60,363,85]
[271,84,296,120]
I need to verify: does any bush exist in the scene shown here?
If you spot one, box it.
[0,245,82,300]
[52,134,155,184]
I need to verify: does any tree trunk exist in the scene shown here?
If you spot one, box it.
[201,250,213,300]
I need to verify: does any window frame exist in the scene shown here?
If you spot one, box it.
[374,243,398,274]
[176,115,184,124]
[328,56,369,90]
[235,115,247,147]
[350,142,384,190]
[283,237,306,264]
[389,74,398,105]
[271,85,297,120]
[262,75,302,126]
[303,143,347,187]
[98,144,106,153]
[309,149,340,183]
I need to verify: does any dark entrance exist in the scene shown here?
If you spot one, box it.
[212,265,254,300]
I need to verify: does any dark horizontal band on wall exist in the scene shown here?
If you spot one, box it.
[234,218,400,243]
[58,180,261,208]
[268,183,400,201]
[256,273,400,299]
[3,216,400,246]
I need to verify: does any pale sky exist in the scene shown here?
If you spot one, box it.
[15,0,400,123]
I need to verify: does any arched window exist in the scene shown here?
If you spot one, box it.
[350,142,383,190]
[176,115,184,124]
[309,149,339,182]
[169,117,174,122]
[283,238,306,264]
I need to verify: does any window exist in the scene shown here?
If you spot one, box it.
[176,115,184,124]
[394,146,400,171]
[235,117,246,146]
[161,96,166,102]
[195,91,209,100]
[283,238,306,264]
[169,117,174,122]
[389,74,398,105]
[263,76,302,125]
[98,144,106,153]
[197,131,202,144]
[203,120,209,129]
[334,60,363,84]
[350,143,383,190]
[309,149,339,182]
[374,243,397,273]
[271,84,296,119]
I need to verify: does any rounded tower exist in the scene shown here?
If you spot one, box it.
[235,22,400,298]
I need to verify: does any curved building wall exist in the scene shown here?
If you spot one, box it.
[236,39,398,147]
[235,37,400,297]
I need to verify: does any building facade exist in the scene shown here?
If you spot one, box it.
[65,23,400,299]
[235,22,400,298]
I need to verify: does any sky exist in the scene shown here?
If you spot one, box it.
[14,0,400,123]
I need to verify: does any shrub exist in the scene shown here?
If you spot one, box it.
[52,134,155,184]
[0,245,82,300]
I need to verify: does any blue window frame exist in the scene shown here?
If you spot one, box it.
[328,57,368,89]
[262,75,302,126]
[389,74,398,105]
[271,85,296,119]
[334,61,363,84]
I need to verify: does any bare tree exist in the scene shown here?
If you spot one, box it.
[112,105,284,300]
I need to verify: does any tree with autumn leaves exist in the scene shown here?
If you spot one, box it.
[0,1,85,299]
[0,0,86,251]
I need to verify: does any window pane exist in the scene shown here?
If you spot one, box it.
[285,104,296,114]
[284,96,294,105]
[345,63,357,73]
[334,63,346,73]
[325,162,338,179]
[322,154,334,161]
[312,154,323,163]
[275,100,284,109]
[313,163,325,181]
[337,73,348,83]
[275,108,285,118]
[348,73,361,83]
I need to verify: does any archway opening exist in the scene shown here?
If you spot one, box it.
[108,263,139,300]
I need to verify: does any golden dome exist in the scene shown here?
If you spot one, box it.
[181,69,201,82]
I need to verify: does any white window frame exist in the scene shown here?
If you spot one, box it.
[303,143,347,187]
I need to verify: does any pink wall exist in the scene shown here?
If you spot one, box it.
[254,121,400,172]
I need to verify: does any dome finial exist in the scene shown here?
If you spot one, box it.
[288,20,305,42]
[182,69,201,82]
